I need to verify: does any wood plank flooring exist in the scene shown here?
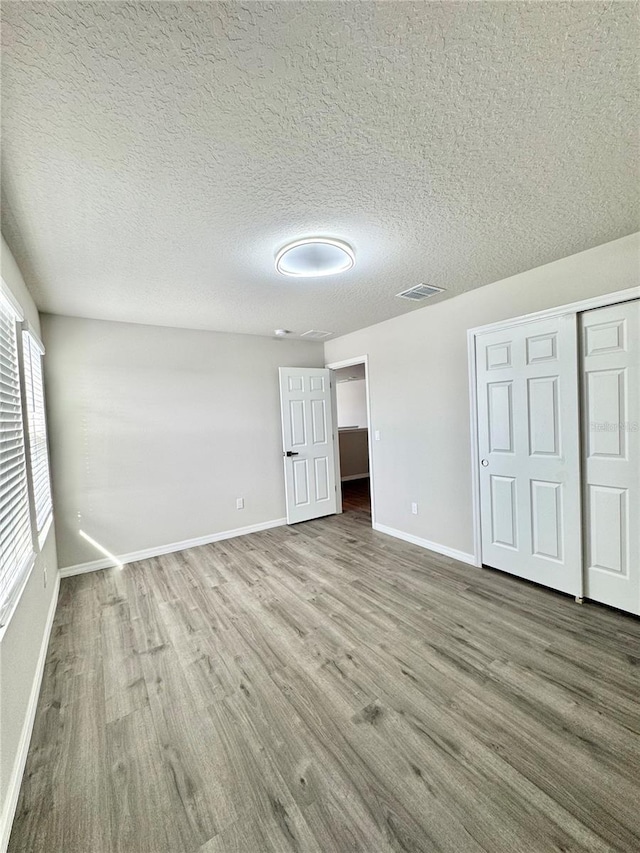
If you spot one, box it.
[340,478,371,514]
[9,511,640,853]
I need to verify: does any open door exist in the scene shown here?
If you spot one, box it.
[279,367,337,524]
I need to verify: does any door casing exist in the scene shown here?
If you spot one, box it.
[325,355,376,528]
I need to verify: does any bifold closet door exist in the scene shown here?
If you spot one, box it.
[476,315,582,596]
[581,300,639,615]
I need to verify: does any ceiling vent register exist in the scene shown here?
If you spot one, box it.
[396,284,444,301]
[301,330,333,340]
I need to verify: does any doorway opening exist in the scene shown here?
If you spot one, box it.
[328,357,374,525]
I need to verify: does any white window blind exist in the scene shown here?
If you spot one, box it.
[1,292,33,627]
[23,330,52,533]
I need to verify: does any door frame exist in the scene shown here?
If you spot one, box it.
[325,355,376,527]
[467,287,640,570]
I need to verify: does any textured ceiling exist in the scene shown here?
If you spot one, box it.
[1,1,638,339]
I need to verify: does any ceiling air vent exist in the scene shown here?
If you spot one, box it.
[396,283,444,301]
[301,330,333,340]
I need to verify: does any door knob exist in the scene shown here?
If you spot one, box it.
[481,459,489,467]
[285,451,299,457]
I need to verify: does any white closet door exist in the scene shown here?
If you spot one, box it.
[476,315,582,595]
[582,300,640,615]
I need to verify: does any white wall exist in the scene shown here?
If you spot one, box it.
[324,233,639,561]
[336,379,368,428]
[0,237,59,845]
[41,315,324,570]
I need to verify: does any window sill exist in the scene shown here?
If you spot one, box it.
[0,552,37,643]
[37,513,54,551]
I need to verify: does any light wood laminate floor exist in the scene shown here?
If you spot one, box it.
[9,511,640,853]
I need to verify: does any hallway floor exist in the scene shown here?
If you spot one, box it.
[340,477,371,516]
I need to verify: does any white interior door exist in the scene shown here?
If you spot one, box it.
[581,300,640,615]
[279,367,337,524]
[476,315,582,596]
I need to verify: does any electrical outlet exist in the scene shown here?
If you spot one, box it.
[374,430,381,441]
[411,502,418,515]
[43,563,48,588]
[236,498,244,510]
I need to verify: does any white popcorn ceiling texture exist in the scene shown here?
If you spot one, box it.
[1,2,638,338]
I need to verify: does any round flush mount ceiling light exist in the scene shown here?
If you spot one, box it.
[275,238,355,278]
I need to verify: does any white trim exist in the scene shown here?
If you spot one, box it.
[59,518,287,578]
[0,554,36,640]
[0,572,60,853]
[21,325,45,355]
[326,355,376,527]
[467,287,640,570]
[468,287,639,338]
[328,371,343,515]
[325,357,369,371]
[60,555,122,577]
[341,473,370,482]
[373,522,476,566]
[37,514,54,552]
[467,331,483,567]
[0,278,25,321]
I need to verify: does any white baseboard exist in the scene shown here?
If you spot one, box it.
[0,573,60,853]
[59,518,288,578]
[341,474,370,482]
[373,522,476,566]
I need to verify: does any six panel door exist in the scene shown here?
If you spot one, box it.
[476,315,582,596]
[279,367,337,524]
[581,300,640,615]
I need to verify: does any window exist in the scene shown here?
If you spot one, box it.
[0,291,33,627]
[23,330,52,535]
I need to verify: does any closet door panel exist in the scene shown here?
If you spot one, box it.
[476,315,582,596]
[582,300,639,615]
